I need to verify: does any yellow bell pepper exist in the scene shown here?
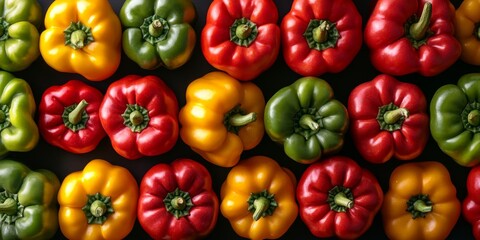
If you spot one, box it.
[40,0,121,81]
[58,159,139,240]
[220,156,298,240]
[179,71,265,167]
[382,161,460,240]
[455,0,480,65]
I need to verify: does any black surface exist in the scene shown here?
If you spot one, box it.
[10,0,476,239]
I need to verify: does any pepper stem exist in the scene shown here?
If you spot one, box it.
[468,110,480,126]
[69,100,88,125]
[0,198,17,215]
[82,193,114,225]
[122,104,150,132]
[229,112,256,126]
[334,192,354,209]
[384,108,409,124]
[236,24,252,39]
[252,197,270,221]
[247,190,277,221]
[413,199,432,213]
[90,200,107,218]
[313,21,329,43]
[230,18,258,47]
[171,197,186,210]
[409,2,432,41]
[163,188,193,219]
[406,194,433,219]
[299,114,319,131]
[71,30,87,49]
[149,19,164,38]
[129,110,144,126]
[64,21,94,50]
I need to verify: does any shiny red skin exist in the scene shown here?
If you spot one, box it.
[99,75,178,160]
[138,158,219,240]
[463,166,480,239]
[297,156,383,239]
[348,74,429,163]
[281,0,362,76]
[201,0,280,81]
[38,80,105,154]
[364,0,461,76]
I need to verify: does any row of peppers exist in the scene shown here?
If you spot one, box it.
[7,0,480,81]
[4,150,480,240]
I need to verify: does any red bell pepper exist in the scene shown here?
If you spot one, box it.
[99,75,178,160]
[138,158,219,240]
[281,0,362,76]
[297,155,383,239]
[201,0,280,81]
[364,0,461,76]
[348,74,429,163]
[463,165,480,239]
[38,80,105,154]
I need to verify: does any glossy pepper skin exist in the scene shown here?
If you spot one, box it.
[0,71,38,157]
[120,0,196,70]
[382,161,460,240]
[100,75,178,160]
[179,71,264,167]
[297,156,383,239]
[0,0,42,72]
[0,159,60,240]
[463,165,480,239]
[348,74,429,163]
[281,0,362,76]
[201,0,280,81]
[138,158,219,240]
[40,0,121,81]
[364,0,461,76]
[430,73,480,167]
[264,76,348,164]
[454,0,480,65]
[38,80,105,154]
[58,159,139,240]
[220,156,298,240]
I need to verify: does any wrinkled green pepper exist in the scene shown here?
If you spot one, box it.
[0,159,60,240]
[264,77,349,164]
[431,73,480,167]
[0,0,42,72]
[0,71,38,157]
[119,0,196,70]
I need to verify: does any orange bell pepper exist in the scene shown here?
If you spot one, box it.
[382,161,460,240]
[454,0,480,65]
[179,71,264,167]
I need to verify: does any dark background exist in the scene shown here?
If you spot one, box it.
[10,0,476,239]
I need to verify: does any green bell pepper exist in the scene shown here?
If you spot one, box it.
[431,73,480,167]
[264,77,349,164]
[0,71,38,157]
[0,0,42,72]
[0,159,60,240]
[119,0,196,70]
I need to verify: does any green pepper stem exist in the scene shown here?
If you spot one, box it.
[69,100,88,125]
[468,110,480,126]
[0,198,17,215]
[413,199,432,213]
[71,30,87,49]
[149,19,164,38]
[383,108,409,124]
[252,197,270,221]
[236,24,253,40]
[129,110,144,126]
[171,197,186,210]
[299,114,319,131]
[90,200,107,218]
[313,21,329,43]
[229,112,257,126]
[410,2,432,40]
[334,192,354,209]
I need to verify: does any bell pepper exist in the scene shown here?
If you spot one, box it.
[220,155,298,240]
[201,0,280,81]
[430,73,480,167]
[281,0,362,76]
[297,156,383,239]
[0,159,60,240]
[382,161,460,240]
[179,71,264,167]
[119,0,197,70]
[0,71,38,157]
[58,159,139,240]
[39,0,121,81]
[38,80,105,154]
[454,0,480,65]
[463,165,480,239]
[99,75,179,160]
[0,0,42,72]
[138,158,219,239]
[348,74,429,163]
[264,76,348,164]
[364,0,461,76]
